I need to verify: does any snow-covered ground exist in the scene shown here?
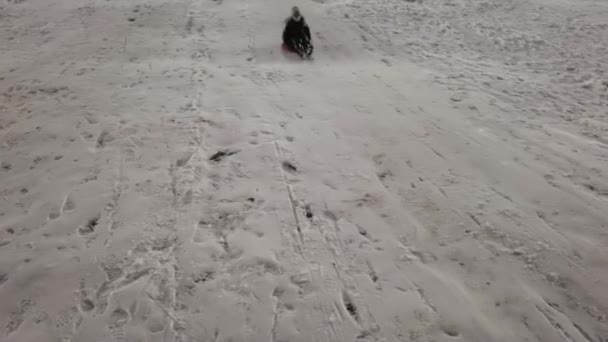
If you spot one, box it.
[1,0,607,340]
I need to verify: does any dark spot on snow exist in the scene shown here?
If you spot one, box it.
[304,205,313,219]
[128,17,136,22]
[583,183,608,196]
[342,290,359,321]
[247,197,255,202]
[20,188,28,194]
[450,95,463,102]
[440,324,460,337]
[209,149,238,162]
[88,216,99,229]
[370,273,378,282]
[96,130,113,148]
[193,271,214,283]
[282,161,297,173]
[468,213,482,227]
[79,215,100,235]
[81,298,95,312]
[356,225,369,238]
[367,261,378,282]
[378,170,392,181]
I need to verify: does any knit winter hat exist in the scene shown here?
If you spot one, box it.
[291,6,302,20]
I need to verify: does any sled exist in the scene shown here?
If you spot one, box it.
[281,41,313,60]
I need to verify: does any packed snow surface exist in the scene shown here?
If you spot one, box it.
[1,0,607,340]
